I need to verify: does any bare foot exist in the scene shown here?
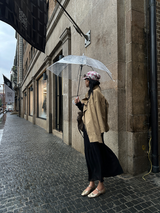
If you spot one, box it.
[91,183,105,195]
[84,182,95,192]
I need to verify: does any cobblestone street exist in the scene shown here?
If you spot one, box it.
[0,114,160,213]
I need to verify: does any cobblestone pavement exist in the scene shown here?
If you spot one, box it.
[0,114,160,213]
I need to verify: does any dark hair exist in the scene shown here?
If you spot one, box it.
[88,78,100,99]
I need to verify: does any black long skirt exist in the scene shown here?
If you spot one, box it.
[83,125,123,182]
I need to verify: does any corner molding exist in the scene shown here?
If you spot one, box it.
[44,56,52,66]
[60,27,71,44]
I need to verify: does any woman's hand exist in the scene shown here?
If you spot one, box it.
[75,96,80,104]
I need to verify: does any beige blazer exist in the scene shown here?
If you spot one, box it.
[81,85,109,143]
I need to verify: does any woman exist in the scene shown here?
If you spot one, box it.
[75,71,123,198]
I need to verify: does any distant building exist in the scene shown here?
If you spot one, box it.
[0,87,5,110]
[0,90,3,107]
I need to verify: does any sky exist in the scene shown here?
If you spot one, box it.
[0,21,17,87]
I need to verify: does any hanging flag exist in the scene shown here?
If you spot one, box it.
[0,0,48,53]
[3,75,15,104]
[3,75,12,89]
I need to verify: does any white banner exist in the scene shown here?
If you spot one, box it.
[4,84,15,104]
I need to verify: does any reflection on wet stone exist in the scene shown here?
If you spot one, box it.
[0,113,6,144]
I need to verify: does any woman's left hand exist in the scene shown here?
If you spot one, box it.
[75,96,80,104]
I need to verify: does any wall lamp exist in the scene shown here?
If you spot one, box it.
[43,72,48,80]
[30,86,33,91]
[59,55,64,60]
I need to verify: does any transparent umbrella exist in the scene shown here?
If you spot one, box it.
[47,54,114,96]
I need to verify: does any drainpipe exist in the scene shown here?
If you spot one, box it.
[149,0,159,173]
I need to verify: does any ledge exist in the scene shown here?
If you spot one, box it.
[52,129,63,139]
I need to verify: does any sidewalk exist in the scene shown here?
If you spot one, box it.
[0,114,160,213]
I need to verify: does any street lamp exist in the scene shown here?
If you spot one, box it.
[0,84,5,113]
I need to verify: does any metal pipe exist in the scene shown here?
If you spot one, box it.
[149,0,159,173]
[56,0,88,41]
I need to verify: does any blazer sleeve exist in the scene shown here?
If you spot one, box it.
[94,93,109,133]
[76,101,84,112]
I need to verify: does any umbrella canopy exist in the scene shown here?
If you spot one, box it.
[47,55,114,82]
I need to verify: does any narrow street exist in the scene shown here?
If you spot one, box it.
[0,114,160,213]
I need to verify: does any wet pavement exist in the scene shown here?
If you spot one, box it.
[0,114,160,213]
[0,113,6,145]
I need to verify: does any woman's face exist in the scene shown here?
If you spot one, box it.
[85,79,90,87]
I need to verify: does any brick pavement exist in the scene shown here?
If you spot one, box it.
[0,114,160,213]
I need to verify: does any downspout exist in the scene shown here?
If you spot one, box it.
[149,0,159,173]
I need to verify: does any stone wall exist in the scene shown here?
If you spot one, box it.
[20,0,151,175]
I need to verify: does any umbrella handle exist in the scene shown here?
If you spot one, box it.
[77,65,83,97]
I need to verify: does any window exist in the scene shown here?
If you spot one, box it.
[29,51,31,62]
[53,52,63,132]
[22,68,24,80]
[25,59,28,73]
[24,92,27,114]
[55,76,63,131]
[31,47,33,59]
[29,87,33,116]
[23,43,24,55]
[37,75,47,119]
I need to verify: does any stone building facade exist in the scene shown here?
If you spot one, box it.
[14,0,160,175]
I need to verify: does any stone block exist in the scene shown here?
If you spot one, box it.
[63,95,69,121]
[125,0,131,12]
[118,88,127,131]
[132,0,145,14]
[118,131,129,173]
[72,123,84,155]
[126,61,132,103]
[127,132,149,175]
[126,43,132,63]
[52,129,62,139]
[28,115,33,123]
[128,155,148,175]
[132,24,145,45]
[72,101,79,123]
[63,120,70,145]
[104,130,118,157]
[128,132,148,157]
[102,88,118,132]
[132,9,145,29]
[132,62,148,114]
[126,9,132,44]
[35,118,47,130]
[133,132,149,157]
[130,115,149,132]
[132,43,145,63]
[118,62,126,89]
